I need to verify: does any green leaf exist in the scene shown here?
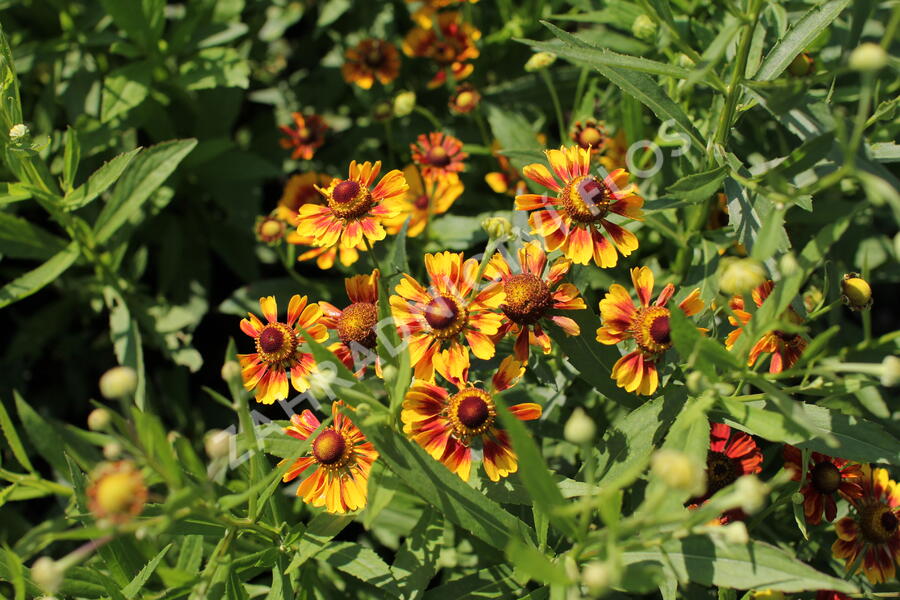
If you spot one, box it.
[355,419,536,552]
[105,289,147,410]
[285,514,354,573]
[545,308,639,407]
[14,391,67,474]
[63,148,141,211]
[669,305,740,382]
[176,47,250,91]
[0,241,79,309]
[122,544,172,599]
[622,535,857,592]
[0,182,32,206]
[750,205,787,262]
[101,61,152,123]
[391,511,443,600]
[0,397,33,473]
[486,105,544,172]
[63,126,80,192]
[528,32,693,79]
[422,565,520,600]
[755,0,851,81]
[94,139,197,243]
[0,212,68,260]
[505,538,571,586]
[716,399,900,464]
[495,396,580,539]
[665,166,728,205]
[538,21,705,149]
[317,542,399,595]
[427,215,489,250]
[100,0,165,49]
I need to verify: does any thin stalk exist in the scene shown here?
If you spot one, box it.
[540,69,567,143]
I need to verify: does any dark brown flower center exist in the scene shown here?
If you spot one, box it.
[414,195,429,210]
[859,503,899,544]
[706,451,739,496]
[312,429,346,465]
[561,175,611,223]
[503,273,552,325]
[337,302,378,349]
[426,147,451,167]
[259,326,285,353]
[457,395,489,428]
[425,296,459,330]
[649,315,671,346]
[333,180,360,204]
[810,461,841,494]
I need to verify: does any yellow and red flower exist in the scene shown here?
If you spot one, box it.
[87,460,148,524]
[832,464,900,584]
[401,350,540,482]
[483,240,586,361]
[485,139,527,196]
[571,120,607,154]
[319,269,382,377]
[280,401,378,514]
[383,165,463,237]
[687,423,763,521]
[390,251,505,381]
[449,83,481,114]
[598,129,629,173]
[342,39,401,89]
[411,132,467,181]
[783,445,863,525]
[596,267,704,395]
[402,11,480,88]
[237,295,328,404]
[295,161,407,250]
[279,112,328,160]
[276,172,333,224]
[516,145,644,268]
[725,280,808,373]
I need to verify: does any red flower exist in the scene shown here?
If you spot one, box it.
[279,113,328,160]
[783,445,863,525]
[687,423,763,521]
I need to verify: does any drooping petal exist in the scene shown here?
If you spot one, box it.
[492,356,525,392]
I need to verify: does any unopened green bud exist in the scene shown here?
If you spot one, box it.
[393,91,416,117]
[87,408,111,431]
[525,52,556,72]
[204,429,232,459]
[779,252,800,277]
[719,258,766,296]
[840,273,872,311]
[221,360,241,382]
[881,356,900,387]
[564,408,596,444]
[103,442,122,460]
[481,216,513,240]
[650,449,706,497]
[631,15,657,41]
[581,561,612,596]
[99,366,137,399]
[849,43,887,72]
[9,123,30,145]
[719,521,749,545]
[734,475,768,514]
[31,557,63,594]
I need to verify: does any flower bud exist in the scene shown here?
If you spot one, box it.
[31,557,63,594]
[650,449,706,497]
[734,475,768,515]
[449,84,481,115]
[372,101,393,122]
[849,43,887,72]
[787,53,814,77]
[393,91,416,117]
[8,123,30,147]
[722,521,749,545]
[204,429,232,460]
[778,252,799,277]
[220,360,241,382]
[525,51,556,72]
[685,371,707,394]
[564,408,596,444]
[581,561,612,596]
[719,258,766,296]
[791,491,805,505]
[881,355,900,387]
[676,53,695,69]
[255,215,286,244]
[87,461,147,523]
[840,273,872,311]
[752,590,786,600]
[481,216,513,240]
[87,408,111,431]
[102,442,122,460]
[631,14,657,41]
[99,366,137,399]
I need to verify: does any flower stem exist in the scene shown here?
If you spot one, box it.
[540,69,567,143]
